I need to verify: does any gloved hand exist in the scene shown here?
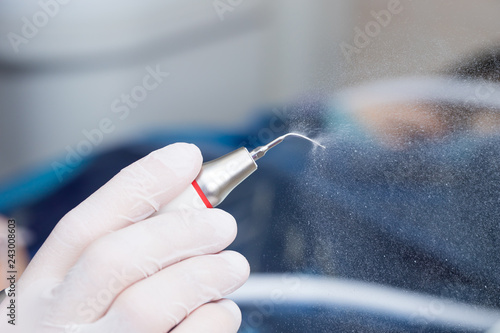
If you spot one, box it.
[0,143,250,333]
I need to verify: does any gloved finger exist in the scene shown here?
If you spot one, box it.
[170,299,242,333]
[22,143,202,284]
[49,209,237,324]
[84,251,250,333]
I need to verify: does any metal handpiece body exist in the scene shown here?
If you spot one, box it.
[160,147,257,211]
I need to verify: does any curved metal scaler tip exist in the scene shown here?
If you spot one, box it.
[250,132,326,161]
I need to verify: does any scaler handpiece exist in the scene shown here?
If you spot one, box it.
[159,133,325,212]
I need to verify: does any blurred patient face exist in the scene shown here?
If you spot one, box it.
[354,102,500,149]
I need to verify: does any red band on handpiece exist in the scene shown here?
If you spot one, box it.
[192,180,213,208]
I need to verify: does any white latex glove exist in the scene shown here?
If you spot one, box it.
[0,143,250,332]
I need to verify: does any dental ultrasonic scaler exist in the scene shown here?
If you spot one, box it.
[160,133,325,211]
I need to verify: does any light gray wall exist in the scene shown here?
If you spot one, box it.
[0,1,352,181]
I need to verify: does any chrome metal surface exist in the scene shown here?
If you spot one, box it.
[196,147,258,207]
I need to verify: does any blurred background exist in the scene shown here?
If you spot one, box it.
[1,0,500,182]
[3,1,500,332]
